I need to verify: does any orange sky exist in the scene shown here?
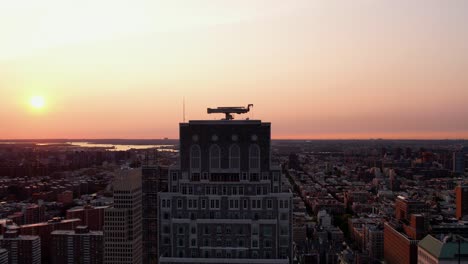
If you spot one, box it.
[1,1,468,139]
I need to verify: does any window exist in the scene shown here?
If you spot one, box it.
[242,172,248,181]
[267,199,273,209]
[249,145,260,170]
[172,172,178,181]
[191,239,196,247]
[281,213,288,220]
[239,187,244,195]
[280,225,288,235]
[201,199,206,209]
[229,144,240,169]
[238,239,244,247]
[252,226,259,235]
[210,145,221,170]
[190,145,201,170]
[264,239,272,248]
[273,172,279,181]
[210,199,220,209]
[243,200,248,209]
[177,199,182,209]
[252,240,258,248]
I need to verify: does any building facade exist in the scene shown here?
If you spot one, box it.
[455,185,468,220]
[158,118,293,264]
[51,225,103,264]
[104,168,143,264]
[0,248,8,263]
[142,165,168,264]
[66,205,108,231]
[0,229,41,264]
[418,234,468,264]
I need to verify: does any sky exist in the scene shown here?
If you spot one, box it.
[1,0,468,139]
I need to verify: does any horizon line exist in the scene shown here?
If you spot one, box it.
[0,138,466,141]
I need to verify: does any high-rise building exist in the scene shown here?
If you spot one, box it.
[384,196,428,264]
[51,225,103,264]
[456,185,468,220]
[66,205,108,231]
[0,248,8,263]
[453,151,465,174]
[395,196,428,222]
[363,224,383,261]
[104,168,143,264]
[0,229,41,264]
[142,165,168,264]
[20,217,82,263]
[22,204,45,225]
[158,107,293,264]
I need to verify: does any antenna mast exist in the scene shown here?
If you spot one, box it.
[183,97,186,122]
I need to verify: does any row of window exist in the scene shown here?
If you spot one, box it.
[190,144,260,170]
[165,249,275,259]
[162,198,287,210]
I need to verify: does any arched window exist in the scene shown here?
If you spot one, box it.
[229,144,240,169]
[190,145,201,171]
[249,145,260,170]
[210,145,221,170]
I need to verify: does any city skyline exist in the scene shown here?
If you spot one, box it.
[1,0,468,139]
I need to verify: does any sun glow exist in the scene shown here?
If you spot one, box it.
[30,96,45,109]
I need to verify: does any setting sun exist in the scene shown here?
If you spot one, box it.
[30,96,45,109]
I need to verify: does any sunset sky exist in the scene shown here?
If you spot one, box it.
[1,0,467,139]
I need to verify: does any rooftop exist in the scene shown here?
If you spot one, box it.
[419,235,468,260]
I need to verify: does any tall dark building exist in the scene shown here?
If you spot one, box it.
[142,164,168,264]
[158,106,293,264]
